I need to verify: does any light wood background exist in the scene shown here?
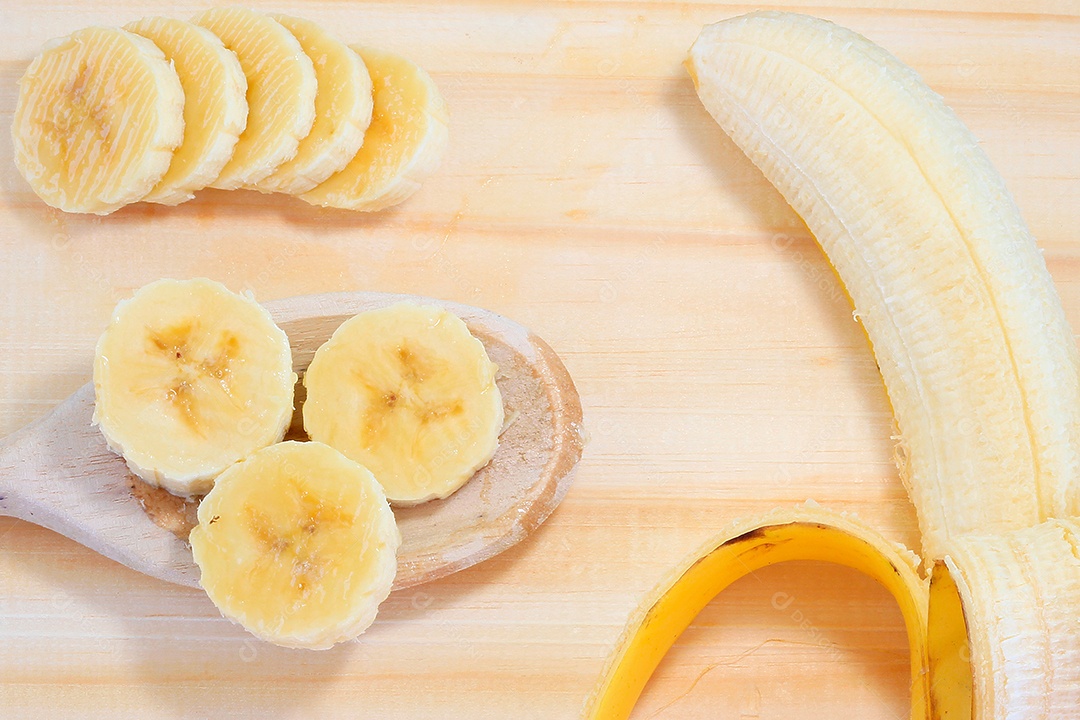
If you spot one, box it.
[2,1,1078,718]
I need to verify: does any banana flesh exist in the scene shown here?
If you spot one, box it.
[300,46,448,212]
[254,15,372,194]
[92,278,296,496]
[11,26,184,214]
[688,11,1080,562]
[930,518,1080,719]
[191,6,317,190]
[584,505,931,720]
[303,303,504,505]
[190,441,400,650]
[125,17,248,205]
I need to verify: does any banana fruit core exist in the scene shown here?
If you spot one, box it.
[93,278,296,496]
[190,441,400,650]
[303,303,504,505]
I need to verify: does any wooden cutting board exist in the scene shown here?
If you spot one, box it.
[1,1,1078,718]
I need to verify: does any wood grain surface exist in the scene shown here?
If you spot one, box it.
[1,1,1078,718]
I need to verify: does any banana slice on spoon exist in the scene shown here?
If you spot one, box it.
[0,291,584,591]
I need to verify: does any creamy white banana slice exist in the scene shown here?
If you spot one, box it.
[93,278,296,496]
[190,441,399,650]
[254,14,373,194]
[191,6,317,190]
[11,26,184,214]
[300,46,448,211]
[125,16,248,205]
[303,303,504,505]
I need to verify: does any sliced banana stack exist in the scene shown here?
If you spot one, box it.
[300,46,449,212]
[125,17,248,205]
[190,441,400,650]
[303,303,503,505]
[191,6,317,190]
[11,26,184,214]
[12,7,445,213]
[93,278,295,496]
[254,15,373,194]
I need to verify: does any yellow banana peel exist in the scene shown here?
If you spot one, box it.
[583,505,931,719]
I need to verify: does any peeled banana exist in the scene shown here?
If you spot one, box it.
[254,15,372,194]
[303,303,503,505]
[681,11,1080,720]
[688,11,1080,563]
[11,26,184,214]
[191,6,317,190]
[125,17,248,205]
[93,278,296,496]
[190,441,400,650]
[300,46,448,211]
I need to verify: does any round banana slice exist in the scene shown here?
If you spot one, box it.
[93,278,296,496]
[11,27,184,214]
[191,6,316,190]
[300,46,448,211]
[190,441,400,650]
[303,303,504,505]
[125,17,248,205]
[254,15,373,194]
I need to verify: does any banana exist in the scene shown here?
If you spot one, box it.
[189,440,400,650]
[583,505,931,720]
[93,278,295,496]
[11,26,184,214]
[687,11,1080,562]
[300,46,448,211]
[929,518,1080,719]
[685,11,1080,719]
[302,303,503,505]
[191,6,316,190]
[253,15,372,195]
[125,17,248,205]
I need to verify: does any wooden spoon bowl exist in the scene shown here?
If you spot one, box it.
[0,291,585,591]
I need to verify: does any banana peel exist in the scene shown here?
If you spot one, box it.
[583,505,931,720]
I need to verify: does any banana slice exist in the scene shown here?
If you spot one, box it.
[11,26,184,214]
[254,15,372,195]
[190,441,400,650]
[303,303,503,505]
[191,6,316,190]
[300,46,448,211]
[93,278,295,496]
[125,17,248,205]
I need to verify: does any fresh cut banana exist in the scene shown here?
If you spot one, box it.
[254,15,372,194]
[11,26,184,214]
[191,6,317,190]
[125,17,248,205]
[190,441,400,650]
[303,303,503,505]
[300,46,448,211]
[93,278,295,496]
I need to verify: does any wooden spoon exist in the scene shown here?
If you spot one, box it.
[0,291,585,590]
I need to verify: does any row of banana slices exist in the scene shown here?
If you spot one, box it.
[93,278,504,649]
[12,6,448,215]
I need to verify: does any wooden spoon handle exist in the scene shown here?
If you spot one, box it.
[0,383,200,587]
